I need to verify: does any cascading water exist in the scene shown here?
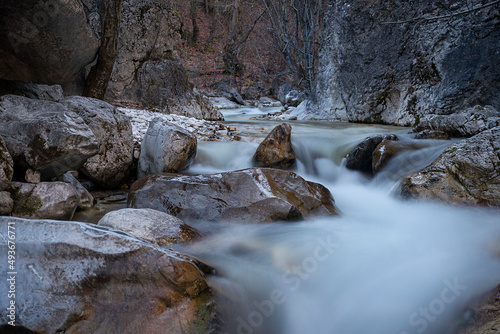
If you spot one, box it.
[177,107,500,334]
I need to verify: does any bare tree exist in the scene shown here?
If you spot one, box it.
[83,0,122,99]
[261,0,324,90]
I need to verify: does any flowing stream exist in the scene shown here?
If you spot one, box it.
[176,107,500,334]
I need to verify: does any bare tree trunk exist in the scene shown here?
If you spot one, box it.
[83,0,122,99]
[190,0,200,44]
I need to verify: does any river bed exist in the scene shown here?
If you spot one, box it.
[176,107,500,334]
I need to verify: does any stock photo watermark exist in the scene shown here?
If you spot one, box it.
[398,277,468,334]
[5,221,17,326]
[226,235,340,334]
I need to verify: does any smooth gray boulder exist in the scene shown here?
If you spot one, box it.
[138,118,197,179]
[0,217,214,333]
[0,95,98,179]
[129,168,339,223]
[61,96,134,188]
[98,208,201,246]
[0,136,13,190]
[11,181,79,220]
[345,134,398,175]
[400,127,500,206]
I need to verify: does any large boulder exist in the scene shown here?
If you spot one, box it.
[252,123,296,169]
[0,95,99,180]
[0,0,99,91]
[105,0,222,120]
[10,181,79,220]
[138,118,197,179]
[61,96,134,188]
[345,134,398,175]
[98,208,201,246]
[0,136,13,190]
[129,168,339,223]
[309,1,500,125]
[415,106,500,137]
[399,127,500,206]
[0,217,214,333]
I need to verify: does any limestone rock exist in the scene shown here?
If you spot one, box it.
[58,172,94,209]
[98,208,201,246]
[414,130,451,140]
[310,1,500,125]
[0,95,98,179]
[0,0,98,89]
[138,118,197,179]
[0,79,64,101]
[11,181,79,220]
[400,127,500,206]
[24,169,41,184]
[61,96,134,188]
[415,106,500,137]
[0,191,13,215]
[129,168,339,223]
[0,136,13,190]
[0,217,214,333]
[345,134,398,175]
[252,123,296,169]
[105,0,222,120]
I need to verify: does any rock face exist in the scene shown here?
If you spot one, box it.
[415,106,500,137]
[0,217,214,334]
[252,123,296,169]
[105,0,222,120]
[138,118,197,179]
[345,134,398,175]
[61,96,134,188]
[11,181,79,220]
[98,208,201,246]
[0,95,98,179]
[129,168,339,223]
[0,136,13,190]
[310,1,500,125]
[0,0,98,90]
[400,127,500,206]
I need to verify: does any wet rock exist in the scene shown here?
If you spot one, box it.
[0,191,13,215]
[252,123,296,169]
[129,168,339,223]
[310,1,500,125]
[372,140,428,173]
[98,208,201,246]
[345,134,398,175]
[400,127,500,206]
[414,129,451,140]
[0,0,99,89]
[0,136,13,190]
[0,95,98,180]
[24,169,41,184]
[0,217,214,333]
[61,96,134,189]
[11,181,79,220]
[138,118,197,179]
[415,106,500,138]
[58,172,94,209]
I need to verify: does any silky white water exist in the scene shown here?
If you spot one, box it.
[178,107,500,334]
